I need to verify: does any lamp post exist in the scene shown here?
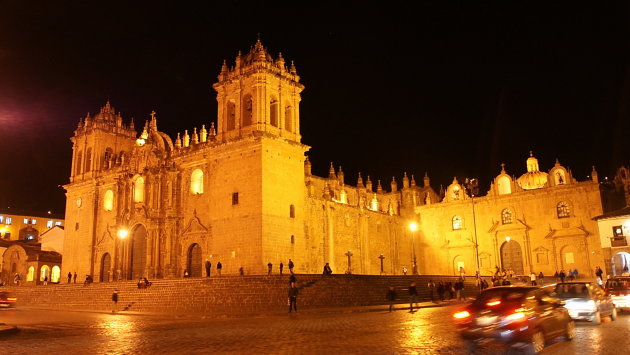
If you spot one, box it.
[409,222,418,275]
[465,178,481,278]
[117,227,128,281]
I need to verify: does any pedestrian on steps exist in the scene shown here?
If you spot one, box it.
[408,282,418,312]
[217,262,223,276]
[288,282,299,313]
[268,262,273,275]
[205,260,211,277]
[112,290,119,313]
[67,272,72,283]
[279,262,284,275]
[73,272,77,283]
[288,259,295,274]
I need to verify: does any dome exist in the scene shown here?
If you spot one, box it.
[517,152,548,190]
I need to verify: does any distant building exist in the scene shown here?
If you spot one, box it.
[61,40,625,281]
[0,212,64,241]
[593,206,630,276]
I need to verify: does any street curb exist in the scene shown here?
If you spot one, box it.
[0,323,19,335]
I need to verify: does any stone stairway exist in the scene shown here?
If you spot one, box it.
[2,274,479,315]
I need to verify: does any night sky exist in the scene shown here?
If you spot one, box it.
[1,2,629,217]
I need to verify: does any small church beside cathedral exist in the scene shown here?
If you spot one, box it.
[61,40,627,281]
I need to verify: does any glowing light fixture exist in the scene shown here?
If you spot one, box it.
[117,228,129,239]
[505,236,511,242]
[409,222,418,232]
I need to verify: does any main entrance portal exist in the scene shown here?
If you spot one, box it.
[501,240,524,275]
[187,243,202,277]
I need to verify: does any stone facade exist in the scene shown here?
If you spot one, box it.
[61,40,625,281]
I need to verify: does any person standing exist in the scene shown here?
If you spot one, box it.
[288,259,295,274]
[73,272,77,283]
[595,266,603,281]
[386,286,397,312]
[67,272,72,283]
[205,260,211,277]
[538,272,544,286]
[288,282,299,313]
[239,266,244,276]
[279,262,284,275]
[530,272,537,286]
[323,263,333,276]
[408,282,418,312]
[217,262,223,276]
[112,290,119,313]
[267,262,273,275]
[402,266,408,275]
[559,269,566,282]
[428,280,435,302]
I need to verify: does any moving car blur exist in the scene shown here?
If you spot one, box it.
[0,291,17,308]
[605,277,630,312]
[453,286,574,354]
[551,282,616,324]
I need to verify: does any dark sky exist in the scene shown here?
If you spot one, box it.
[1,1,629,217]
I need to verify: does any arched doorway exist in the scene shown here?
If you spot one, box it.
[452,255,465,276]
[500,240,524,275]
[100,253,112,282]
[129,225,147,280]
[187,243,202,277]
[612,252,630,276]
[51,266,60,283]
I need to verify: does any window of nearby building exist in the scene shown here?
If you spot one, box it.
[556,202,570,218]
[290,205,295,218]
[26,234,35,241]
[501,208,513,224]
[26,266,35,282]
[452,215,463,230]
[32,219,36,225]
[0,216,3,224]
[190,169,204,195]
[47,220,53,228]
[23,218,28,224]
[5,217,12,225]
[232,192,239,205]
[104,190,114,211]
[613,225,624,238]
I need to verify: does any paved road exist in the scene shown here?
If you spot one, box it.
[0,305,628,354]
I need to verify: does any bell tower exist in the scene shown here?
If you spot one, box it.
[213,39,304,142]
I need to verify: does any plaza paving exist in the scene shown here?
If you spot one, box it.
[0,301,628,354]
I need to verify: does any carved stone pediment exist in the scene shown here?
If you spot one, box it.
[183,212,209,236]
[488,219,529,234]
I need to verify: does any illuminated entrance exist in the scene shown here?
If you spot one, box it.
[129,225,147,279]
[187,244,202,277]
[612,252,630,276]
[100,253,112,282]
[500,240,524,275]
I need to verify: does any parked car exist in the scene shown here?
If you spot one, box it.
[0,291,17,308]
[551,281,616,324]
[453,286,574,354]
[605,277,630,312]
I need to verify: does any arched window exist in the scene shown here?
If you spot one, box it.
[85,147,92,172]
[51,266,61,283]
[452,215,463,230]
[285,105,293,132]
[497,176,512,195]
[133,176,145,203]
[40,265,50,281]
[103,148,113,169]
[289,204,295,218]
[501,208,513,224]
[242,95,253,126]
[227,101,236,130]
[190,169,204,194]
[557,202,570,218]
[270,98,279,127]
[103,190,114,211]
[75,151,83,175]
[26,266,35,281]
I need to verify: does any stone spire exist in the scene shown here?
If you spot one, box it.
[402,172,410,188]
[357,172,364,188]
[391,177,398,192]
[200,124,208,143]
[337,166,344,185]
[377,180,383,193]
[175,133,182,148]
[192,127,199,144]
[328,162,336,179]
[411,175,417,187]
[423,172,430,187]
[210,122,217,137]
[183,130,190,147]
[366,175,373,192]
[304,156,312,176]
[591,166,599,183]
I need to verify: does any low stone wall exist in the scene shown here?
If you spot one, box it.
[2,274,480,315]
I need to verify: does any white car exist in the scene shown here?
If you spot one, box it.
[551,282,617,325]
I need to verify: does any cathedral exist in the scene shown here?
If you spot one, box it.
[61,40,623,281]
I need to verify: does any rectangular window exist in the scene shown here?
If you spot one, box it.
[536,253,548,264]
[32,219,36,225]
[5,217,12,225]
[232,192,239,205]
[24,218,29,224]
[0,216,3,223]
[613,225,624,238]
[55,221,62,226]
[47,220,53,228]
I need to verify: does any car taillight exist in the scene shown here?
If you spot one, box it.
[505,312,526,321]
[486,300,501,306]
[7,297,16,301]
[454,310,471,319]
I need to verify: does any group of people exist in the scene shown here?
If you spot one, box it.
[201,261,223,277]
[137,277,152,289]
[552,269,579,282]
[267,259,296,276]
[427,279,466,302]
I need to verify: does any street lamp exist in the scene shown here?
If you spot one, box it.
[409,222,418,275]
[465,178,481,278]
[116,227,129,281]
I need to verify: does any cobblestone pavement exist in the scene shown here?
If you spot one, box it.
[0,303,628,354]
